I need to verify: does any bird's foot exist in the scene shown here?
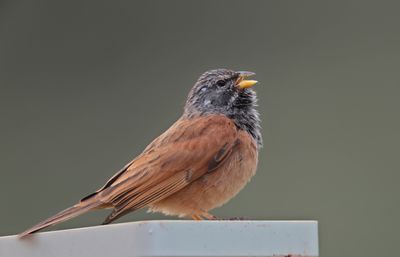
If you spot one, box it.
[191,213,248,221]
[191,212,218,220]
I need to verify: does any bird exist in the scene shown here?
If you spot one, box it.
[19,68,262,238]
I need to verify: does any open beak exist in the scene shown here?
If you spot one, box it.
[236,71,258,89]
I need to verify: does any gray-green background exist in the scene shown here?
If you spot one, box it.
[1,1,399,256]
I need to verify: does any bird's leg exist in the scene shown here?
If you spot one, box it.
[191,211,218,220]
[191,213,247,220]
[191,214,203,220]
[200,212,217,220]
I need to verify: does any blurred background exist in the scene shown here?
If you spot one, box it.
[1,1,399,256]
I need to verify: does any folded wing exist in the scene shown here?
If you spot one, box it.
[95,115,239,224]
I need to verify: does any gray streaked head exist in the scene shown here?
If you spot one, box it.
[183,69,262,147]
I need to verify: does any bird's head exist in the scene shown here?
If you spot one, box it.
[184,69,258,115]
[184,68,262,147]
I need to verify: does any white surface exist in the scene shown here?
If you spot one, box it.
[0,220,318,257]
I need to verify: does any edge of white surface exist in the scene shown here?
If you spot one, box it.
[0,220,319,257]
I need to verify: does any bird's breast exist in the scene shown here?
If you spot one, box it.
[148,130,258,217]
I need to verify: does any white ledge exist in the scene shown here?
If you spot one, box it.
[0,220,318,257]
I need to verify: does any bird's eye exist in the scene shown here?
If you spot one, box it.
[216,79,226,87]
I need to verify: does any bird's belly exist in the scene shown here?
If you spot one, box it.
[148,140,258,217]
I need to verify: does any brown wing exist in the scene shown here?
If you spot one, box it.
[80,159,136,202]
[97,115,239,224]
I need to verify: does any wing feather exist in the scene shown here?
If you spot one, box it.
[97,115,238,223]
[102,170,191,224]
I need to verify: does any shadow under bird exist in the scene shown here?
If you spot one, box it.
[19,68,262,238]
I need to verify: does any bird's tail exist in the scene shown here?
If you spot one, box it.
[18,199,102,238]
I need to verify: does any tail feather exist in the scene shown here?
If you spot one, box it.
[18,200,101,238]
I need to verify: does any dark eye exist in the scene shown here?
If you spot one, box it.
[216,79,226,87]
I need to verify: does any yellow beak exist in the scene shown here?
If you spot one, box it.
[237,79,258,89]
